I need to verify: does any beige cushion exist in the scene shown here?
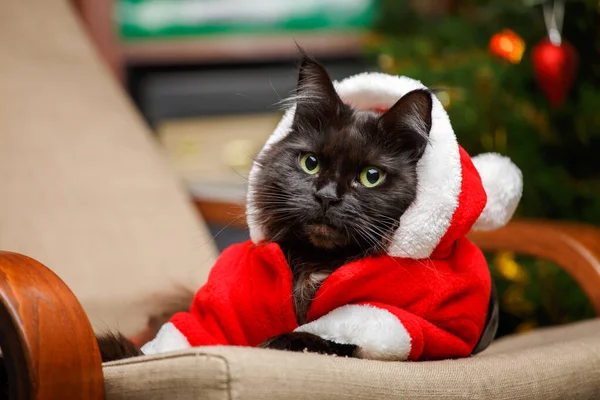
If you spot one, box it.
[103,318,600,399]
[0,0,216,335]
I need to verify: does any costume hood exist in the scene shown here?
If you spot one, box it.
[246,72,523,259]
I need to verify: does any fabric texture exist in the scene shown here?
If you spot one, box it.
[0,0,216,336]
[104,318,600,400]
[144,236,491,361]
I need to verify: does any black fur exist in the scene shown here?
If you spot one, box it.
[97,332,143,362]
[259,332,357,357]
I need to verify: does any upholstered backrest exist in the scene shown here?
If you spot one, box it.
[0,0,216,335]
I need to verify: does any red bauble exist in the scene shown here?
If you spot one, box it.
[531,38,578,108]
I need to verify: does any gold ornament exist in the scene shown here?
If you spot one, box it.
[495,251,529,284]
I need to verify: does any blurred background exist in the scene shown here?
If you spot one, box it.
[75,0,599,337]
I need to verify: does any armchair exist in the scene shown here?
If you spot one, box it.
[1,0,599,399]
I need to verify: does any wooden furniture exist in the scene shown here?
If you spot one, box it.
[0,252,104,399]
[1,217,599,398]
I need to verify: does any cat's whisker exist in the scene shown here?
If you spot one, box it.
[343,210,400,227]
[251,192,293,199]
[352,218,393,238]
[348,207,402,224]
[359,224,413,259]
[229,167,251,181]
[247,200,296,207]
[247,203,292,210]
[248,200,290,205]
[353,226,412,273]
[362,225,394,253]
[251,197,294,204]
[249,199,293,205]
[353,225,386,255]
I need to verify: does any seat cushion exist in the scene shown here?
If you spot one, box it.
[103,318,600,400]
[0,0,216,336]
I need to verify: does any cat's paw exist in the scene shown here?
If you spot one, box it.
[259,332,356,357]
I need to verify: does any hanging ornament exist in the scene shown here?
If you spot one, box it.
[532,0,578,108]
[489,29,526,64]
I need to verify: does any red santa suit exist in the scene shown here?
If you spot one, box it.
[141,73,522,361]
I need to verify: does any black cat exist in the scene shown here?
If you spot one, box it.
[95,53,433,361]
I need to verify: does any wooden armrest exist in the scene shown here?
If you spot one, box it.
[468,220,600,315]
[0,252,104,399]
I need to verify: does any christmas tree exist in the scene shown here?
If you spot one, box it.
[369,0,599,336]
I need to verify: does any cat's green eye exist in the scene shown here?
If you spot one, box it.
[359,167,385,188]
[300,153,320,174]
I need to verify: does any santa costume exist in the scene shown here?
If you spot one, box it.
[142,72,523,361]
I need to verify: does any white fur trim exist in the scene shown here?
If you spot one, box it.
[141,322,191,355]
[246,107,297,242]
[294,304,412,361]
[246,163,264,243]
[247,73,462,258]
[471,153,523,231]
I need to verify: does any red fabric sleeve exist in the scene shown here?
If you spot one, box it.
[169,241,299,347]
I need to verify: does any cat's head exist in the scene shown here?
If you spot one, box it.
[247,55,523,260]
[248,55,433,256]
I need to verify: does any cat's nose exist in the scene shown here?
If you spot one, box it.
[314,183,341,210]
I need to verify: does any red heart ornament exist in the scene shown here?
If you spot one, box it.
[531,37,578,108]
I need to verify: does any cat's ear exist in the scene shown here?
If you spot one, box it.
[378,89,433,161]
[292,54,344,129]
